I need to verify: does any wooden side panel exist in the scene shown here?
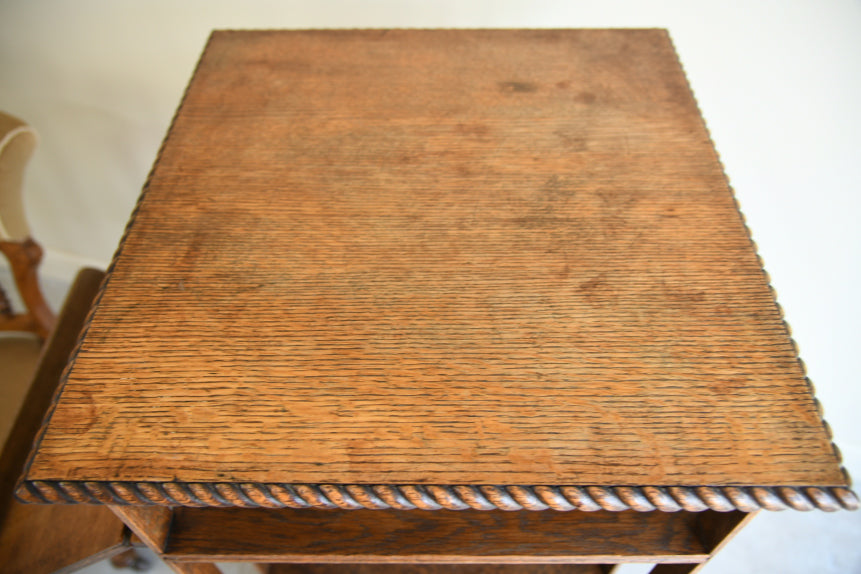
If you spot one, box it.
[0,501,127,574]
[165,508,707,564]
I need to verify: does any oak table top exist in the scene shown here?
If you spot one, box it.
[18,29,855,513]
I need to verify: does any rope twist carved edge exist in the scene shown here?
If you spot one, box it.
[15,482,858,512]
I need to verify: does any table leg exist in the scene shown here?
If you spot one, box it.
[108,505,222,574]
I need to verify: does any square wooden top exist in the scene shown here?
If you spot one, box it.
[20,30,851,510]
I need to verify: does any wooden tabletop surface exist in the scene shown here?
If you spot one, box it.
[19,30,851,509]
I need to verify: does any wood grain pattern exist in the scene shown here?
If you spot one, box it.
[164,507,707,564]
[21,30,848,494]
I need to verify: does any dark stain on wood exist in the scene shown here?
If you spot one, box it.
[498,81,538,93]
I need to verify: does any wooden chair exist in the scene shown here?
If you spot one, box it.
[0,111,146,573]
[0,111,54,339]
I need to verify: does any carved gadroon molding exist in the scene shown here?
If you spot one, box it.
[16,482,858,512]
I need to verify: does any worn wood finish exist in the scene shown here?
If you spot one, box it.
[268,566,605,574]
[21,29,848,499]
[164,508,706,564]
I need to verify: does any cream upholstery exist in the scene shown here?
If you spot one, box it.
[0,112,37,242]
[0,112,54,338]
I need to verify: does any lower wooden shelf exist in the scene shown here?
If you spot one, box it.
[268,566,608,574]
[160,507,742,564]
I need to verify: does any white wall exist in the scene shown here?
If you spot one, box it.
[2,1,860,572]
